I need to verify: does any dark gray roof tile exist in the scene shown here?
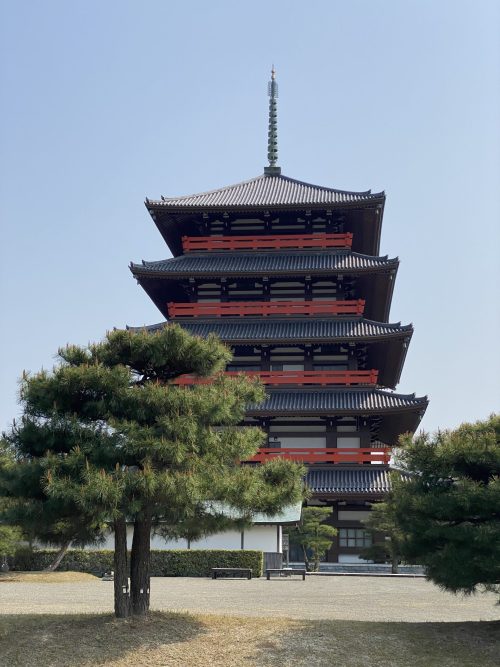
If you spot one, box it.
[146,173,385,210]
[127,319,412,342]
[306,467,403,494]
[131,251,397,277]
[248,390,428,414]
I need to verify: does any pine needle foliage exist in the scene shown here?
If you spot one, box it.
[390,415,500,598]
[290,506,337,571]
[1,325,305,616]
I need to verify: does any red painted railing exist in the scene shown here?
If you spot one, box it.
[167,299,365,318]
[248,447,391,465]
[182,233,353,252]
[172,370,378,386]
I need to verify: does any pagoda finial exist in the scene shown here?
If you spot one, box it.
[264,66,281,176]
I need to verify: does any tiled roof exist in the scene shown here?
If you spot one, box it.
[247,390,428,415]
[130,251,397,276]
[306,467,402,494]
[127,319,412,342]
[146,173,385,210]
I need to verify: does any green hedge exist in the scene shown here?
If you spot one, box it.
[11,549,263,577]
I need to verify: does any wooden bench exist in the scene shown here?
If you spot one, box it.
[211,567,252,580]
[266,568,306,581]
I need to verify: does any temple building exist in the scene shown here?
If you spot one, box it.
[129,69,428,564]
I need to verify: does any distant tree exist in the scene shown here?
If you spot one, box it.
[0,526,23,571]
[0,430,108,572]
[2,325,305,617]
[290,507,337,571]
[391,415,500,598]
[360,499,403,573]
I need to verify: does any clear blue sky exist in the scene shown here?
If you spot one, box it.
[1,0,499,434]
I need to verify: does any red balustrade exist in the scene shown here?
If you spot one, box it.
[248,447,391,465]
[182,233,353,252]
[167,299,365,318]
[172,369,378,386]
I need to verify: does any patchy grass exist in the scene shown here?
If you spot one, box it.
[0,571,99,584]
[0,612,498,667]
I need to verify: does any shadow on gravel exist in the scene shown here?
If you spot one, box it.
[0,611,205,667]
[254,619,500,667]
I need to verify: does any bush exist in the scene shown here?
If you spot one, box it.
[10,549,263,577]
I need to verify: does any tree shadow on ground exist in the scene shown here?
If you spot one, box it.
[0,611,206,667]
[254,619,500,667]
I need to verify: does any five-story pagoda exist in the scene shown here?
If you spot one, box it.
[130,69,428,564]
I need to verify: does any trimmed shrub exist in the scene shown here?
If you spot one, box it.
[150,550,262,577]
[11,549,263,577]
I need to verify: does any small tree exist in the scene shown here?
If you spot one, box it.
[0,428,109,572]
[360,500,403,573]
[290,507,337,571]
[391,415,500,598]
[2,325,305,617]
[0,525,23,571]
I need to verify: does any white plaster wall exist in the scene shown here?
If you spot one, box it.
[88,528,187,551]
[243,525,279,552]
[189,530,241,550]
[86,525,280,553]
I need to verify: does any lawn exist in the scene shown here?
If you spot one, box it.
[0,612,498,667]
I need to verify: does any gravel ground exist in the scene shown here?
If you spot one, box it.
[1,576,498,622]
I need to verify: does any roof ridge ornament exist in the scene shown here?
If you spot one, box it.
[264,66,281,176]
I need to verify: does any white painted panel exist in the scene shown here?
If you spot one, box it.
[338,510,371,522]
[190,531,242,550]
[338,554,373,563]
[244,526,278,552]
[337,437,361,449]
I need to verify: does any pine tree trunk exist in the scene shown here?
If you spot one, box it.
[391,552,399,575]
[44,540,72,572]
[302,545,311,572]
[130,510,152,616]
[113,516,130,618]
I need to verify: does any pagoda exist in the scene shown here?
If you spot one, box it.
[130,69,428,564]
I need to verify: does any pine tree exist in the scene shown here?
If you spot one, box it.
[290,507,337,571]
[391,415,500,598]
[360,499,403,573]
[2,325,305,616]
[0,431,107,572]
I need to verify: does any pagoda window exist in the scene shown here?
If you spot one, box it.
[270,354,305,364]
[336,424,357,433]
[311,281,337,296]
[338,528,372,548]
[232,218,265,231]
[270,363,304,371]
